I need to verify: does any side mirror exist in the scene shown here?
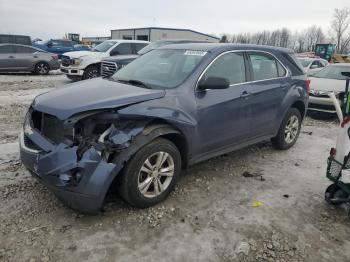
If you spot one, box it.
[198,77,230,90]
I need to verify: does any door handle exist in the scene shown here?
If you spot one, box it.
[8,56,15,58]
[33,56,38,58]
[240,91,251,99]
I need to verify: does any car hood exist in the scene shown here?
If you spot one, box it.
[32,78,165,120]
[62,50,107,59]
[102,55,139,62]
[309,77,346,93]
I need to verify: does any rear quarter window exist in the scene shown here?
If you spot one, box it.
[282,53,304,76]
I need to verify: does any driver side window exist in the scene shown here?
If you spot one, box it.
[201,52,246,85]
[111,43,132,56]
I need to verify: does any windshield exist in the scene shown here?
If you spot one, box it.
[313,66,350,80]
[112,49,207,89]
[137,41,173,55]
[299,59,312,68]
[92,41,118,52]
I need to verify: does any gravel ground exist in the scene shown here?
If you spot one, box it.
[0,73,350,262]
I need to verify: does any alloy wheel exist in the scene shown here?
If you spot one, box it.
[284,115,299,144]
[138,151,175,198]
[37,63,49,74]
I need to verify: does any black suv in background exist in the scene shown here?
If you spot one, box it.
[101,39,212,78]
[0,34,32,45]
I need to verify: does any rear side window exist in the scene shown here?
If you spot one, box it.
[14,36,31,45]
[282,53,304,75]
[0,45,14,53]
[62,41,73,47]
[0,35,11,43]
[248,53,286,81]
[112,43,132,55]
[135,43,148,53]
[14,46,36,53]
[202,52,246,85]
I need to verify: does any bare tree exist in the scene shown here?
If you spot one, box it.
[331,7,350,53]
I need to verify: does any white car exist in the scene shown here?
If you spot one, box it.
[60,40,149,81]
[298,57,328,75]
[308,63,350,113]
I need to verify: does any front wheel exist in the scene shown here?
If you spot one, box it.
[82,65,100,80]
[271,108,301,150]
[117,138,181,208]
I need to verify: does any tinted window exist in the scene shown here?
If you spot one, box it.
[14,46,36,54]
[14,36,31,45]
[0,45,14,53]
[61,41,73,47]
[135,43,148,53]
[202,52,246,85]
[249,53,286,80]
[0,35,11,43]
[112,43,132,55]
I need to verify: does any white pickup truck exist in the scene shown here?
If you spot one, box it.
[60,40,149,81]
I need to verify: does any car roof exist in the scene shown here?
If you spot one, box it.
[105,39,149,43]
[158,43,293,53]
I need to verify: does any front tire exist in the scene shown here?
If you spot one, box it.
[271,108,301,150]
[34,62,50,75]
[117,138,181,208]
[82,65,100,80]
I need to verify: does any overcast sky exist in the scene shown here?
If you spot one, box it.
[0,0,349,40]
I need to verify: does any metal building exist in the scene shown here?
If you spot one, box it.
[81,36,111,45]
[111,27,219,42]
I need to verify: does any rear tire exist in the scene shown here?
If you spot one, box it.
[82,65,100,80]
[34,62,50,75]
[117,138,181,208]
[271,108,301,150]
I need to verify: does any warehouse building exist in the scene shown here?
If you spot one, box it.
[81,36,111,45]
[111,27,219,42]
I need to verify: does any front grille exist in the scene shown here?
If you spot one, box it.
[309,93,329,98]
[61,55,72,67]
[31,110,64,144]
[101,61,118,78]
[308,103,335,111]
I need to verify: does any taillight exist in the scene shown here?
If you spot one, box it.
[52,55,58,60]
[306,79,311,92]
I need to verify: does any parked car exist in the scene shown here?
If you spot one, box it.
[308,63,350,113]
[101,39,212,78]
[298,57,328,75]
[0,34,31,45]
[60,40,149,81]
[0,44,60,74]
[32,39,86,56]
[20,43,308,213]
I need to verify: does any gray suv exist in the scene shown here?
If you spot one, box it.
[0,44,60,74]
[20,43,308,214]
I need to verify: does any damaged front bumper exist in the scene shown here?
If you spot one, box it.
[19,128,122,214]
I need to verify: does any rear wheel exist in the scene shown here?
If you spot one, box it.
[117,138,181,208]
[34,62,50,75]
[83,65,100,79]
[271,108,301,150]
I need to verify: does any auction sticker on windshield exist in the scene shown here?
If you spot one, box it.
[184,50,207,56]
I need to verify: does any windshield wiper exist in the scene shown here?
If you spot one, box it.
[117,79,151,89]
